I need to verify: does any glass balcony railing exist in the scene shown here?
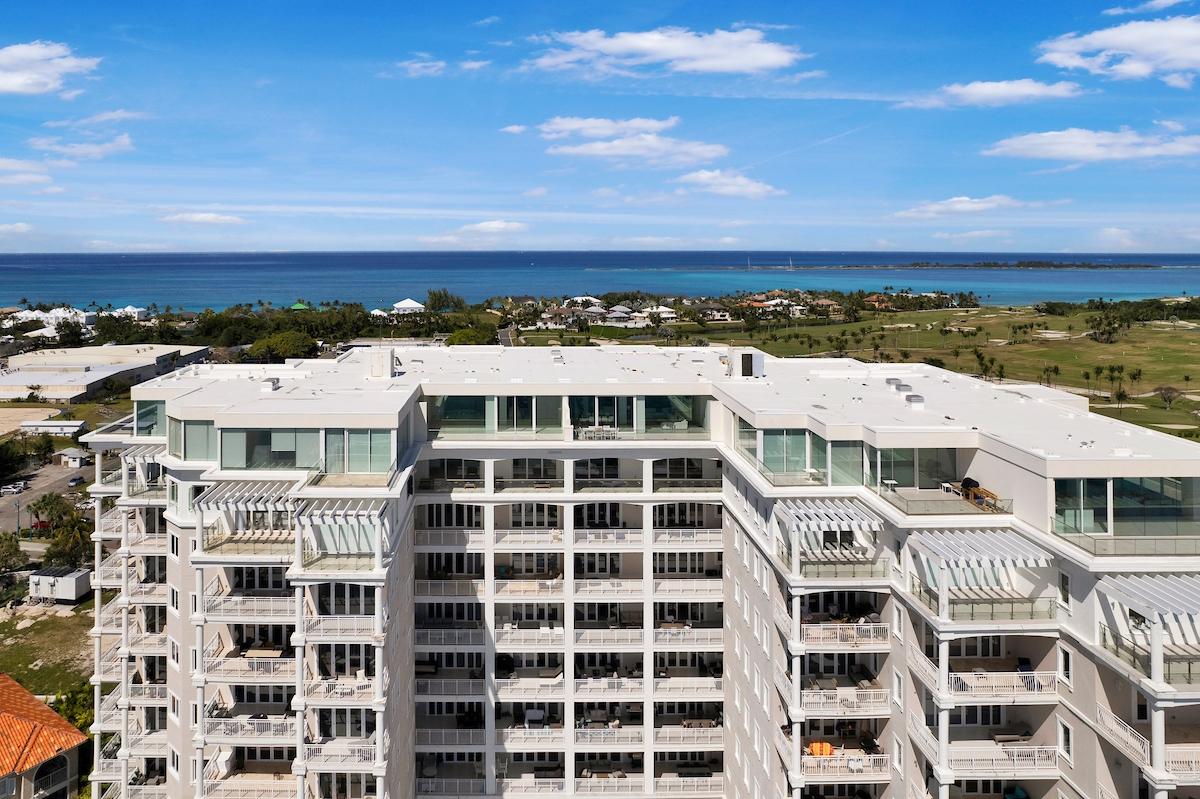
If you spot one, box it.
[871,483,1013,515]
[1057,534,1200,556]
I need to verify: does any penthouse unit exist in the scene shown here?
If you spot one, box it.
[84,345,1200,799]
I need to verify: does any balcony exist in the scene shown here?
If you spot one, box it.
[493,528,564,548]
[945,743,1059,778]
[1100,624,1200,685]
[494,477,565,493]
[201,525,295,559]
[414,725,486,747]
[576,725,645,747]
[654,724,724,748]
[799,687,890,717]
[306,675,376,704]
[575,579,644,600]
[652,528,722,548]
[204,640,296,682]
[654,776,723,795]
[416,477,485,493]
[798,623,891,651]
[413,528,486,548]
[800,752,891,782]
[204,772,295,799]
[304,614,376,639]
[652,478,722,493]
[126,481,168,502]
[574,627,644,649]
[496,726,567,748]
[872,483,1012,515]
[910,579,1056,622]
[415,579,485,598]
[494,578,564,600]
[95,553,131,586]
[94,508,126,538]
[574,478,643,493]
[653,677,722,699]
[574,677,643,699]
[652,578,722,600]
[415,678,485,697]
[1096,704,1149,767]
[653,626,722,649]
[304,741,376,770]
[496,675,566,699]
[418,778,485,795]
[798,558,892,581]
[204,706,297,744]
[574,776,645,793]
[204,586,294,622]
[946,664,1058,703]
[574,528,644,547]
[496,624,566,650]
[416,626,484,647]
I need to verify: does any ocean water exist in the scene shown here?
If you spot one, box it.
[0,251,1197,310]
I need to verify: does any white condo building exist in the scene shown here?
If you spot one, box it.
[82,345,1200,799]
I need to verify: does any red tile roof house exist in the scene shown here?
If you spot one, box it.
[0,674,87,799]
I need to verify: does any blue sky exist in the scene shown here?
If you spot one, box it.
[1,1,1198,252]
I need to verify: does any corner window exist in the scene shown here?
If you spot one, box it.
[1057,718,1073,764]
[135,400,166,437]
[1057,645,1072,686]
[1058,572,1071,611]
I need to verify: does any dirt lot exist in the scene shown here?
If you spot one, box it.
[0,407,58,436]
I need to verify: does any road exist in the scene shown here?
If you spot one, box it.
[0,462,92,537]
[499,327,517,347]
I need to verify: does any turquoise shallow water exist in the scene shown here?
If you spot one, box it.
[0,251,1196,310]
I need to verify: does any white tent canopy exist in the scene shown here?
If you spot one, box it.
[195,479,298,512]
[908,528,1052,568]
[1099,573,1200,619]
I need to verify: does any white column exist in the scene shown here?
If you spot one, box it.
[482,503,498,794]
[936,564,949,619]
[1151,701,1166,772]
[641,458,653,495]
[563,510,578,799]
[641,506,655,794]
[1150,618,1165,685]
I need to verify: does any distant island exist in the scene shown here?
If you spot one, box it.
[734,260,1162,271]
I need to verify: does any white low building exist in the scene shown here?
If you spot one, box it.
[0,343,208,402]
[393,298,426,315]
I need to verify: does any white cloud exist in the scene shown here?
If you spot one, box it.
[1038,15,1200,88]
[526,26,807,76]
[459,59,491,71]
[895,195,1026,218]
[1103,0,1190,15]
[0,157,45,172]
[31,185,64,195]
[931,229,1008,240]
[160,212,246,225]
[674,169,784,198]
[473,16,501,27]
[0,222,32,234]
[58,88,84,100]
[500,124,527,134]
[0,41,99,95]
[44,109,149,129]
[984,126,1200,160]
[716,236,740,244]
[391,56,447,78]
[1156,119,1186,131]
[522,186,548,197]
[901,79,1083,109]
[547,133,728,167]
[537,115,679,140]
[616,235,683,246]
[1097,226,1139,248]
[0,173,52,185]
[459,219,528,234]
[28,133,134,160]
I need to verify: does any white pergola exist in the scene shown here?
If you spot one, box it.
[907,528,1053,569]
[1100,573,1200,621]
[195,479,298,513]
[297,497,387,521]
[122,443,164,463]
[774,497,882,552]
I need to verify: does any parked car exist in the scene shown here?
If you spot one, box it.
[31,520,50,532]
[0,484,22,496]
[67,476,85,488]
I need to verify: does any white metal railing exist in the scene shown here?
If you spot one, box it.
[416,627,484,646]
[1097,787,1118,799]
[125,787,169,799]
[574,529,644,546]
[946,746,1059,775]
[498,778,566,794]
[415,678,484,696]
[205,655,297,680]
[653,627,722,647]
[493,528,564,547]
[907,715,939,765]
[1168,746,1200,778]
[653,528,722,546]
[417,778,485,795]
[415,579,485,597]
[305,678,375,702]
[907,643,940,689]
[654,777,724,794]
[496,627,566,647]
[575,778,644,793]
[653,677,722,695]
[574,579,644,597]
[129,684,168,701]
[204,715,297,739]
[497,728,567,746]
[800,688,889,715]
[304,743,376,767]
[494,578,564,598]
[801,623,890,648]
[127,632,169,652]
[800,754,890,778]
[1097,704,1150,766]
[305,615,376,637]
[205,591,294,618]
[205,783,295,799]
[947,670,1058,700]
[95,553,131,583]
[497,677,565,697]
[652,578,722,596]
[414,528,486,548]
[575,726,644,745]
[654,725,724,745]
[415,728,486,746]
[576,628,643,646]
[574,677,642,696]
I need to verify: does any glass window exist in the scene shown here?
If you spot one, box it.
[830,441,863,486]
[427,396,487,434]
[324,429,346,474]
[879,448,916,488]
[168,418,183,457]
[183,421,216,461]
[644,395,705,432]
[534,397,562,431]
[569,396,596,427]
[917,448,957,489]
[497,396,534,430]
[135,400,165,437]
[810,432,828,478]
[762,430,806,474]
[1053,478,1108,534]
[1113,477,1200,536]
[220,429,319,469]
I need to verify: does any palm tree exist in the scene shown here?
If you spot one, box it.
[1082,370,1091,394]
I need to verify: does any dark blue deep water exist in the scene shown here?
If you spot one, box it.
[0,251,1197,310]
